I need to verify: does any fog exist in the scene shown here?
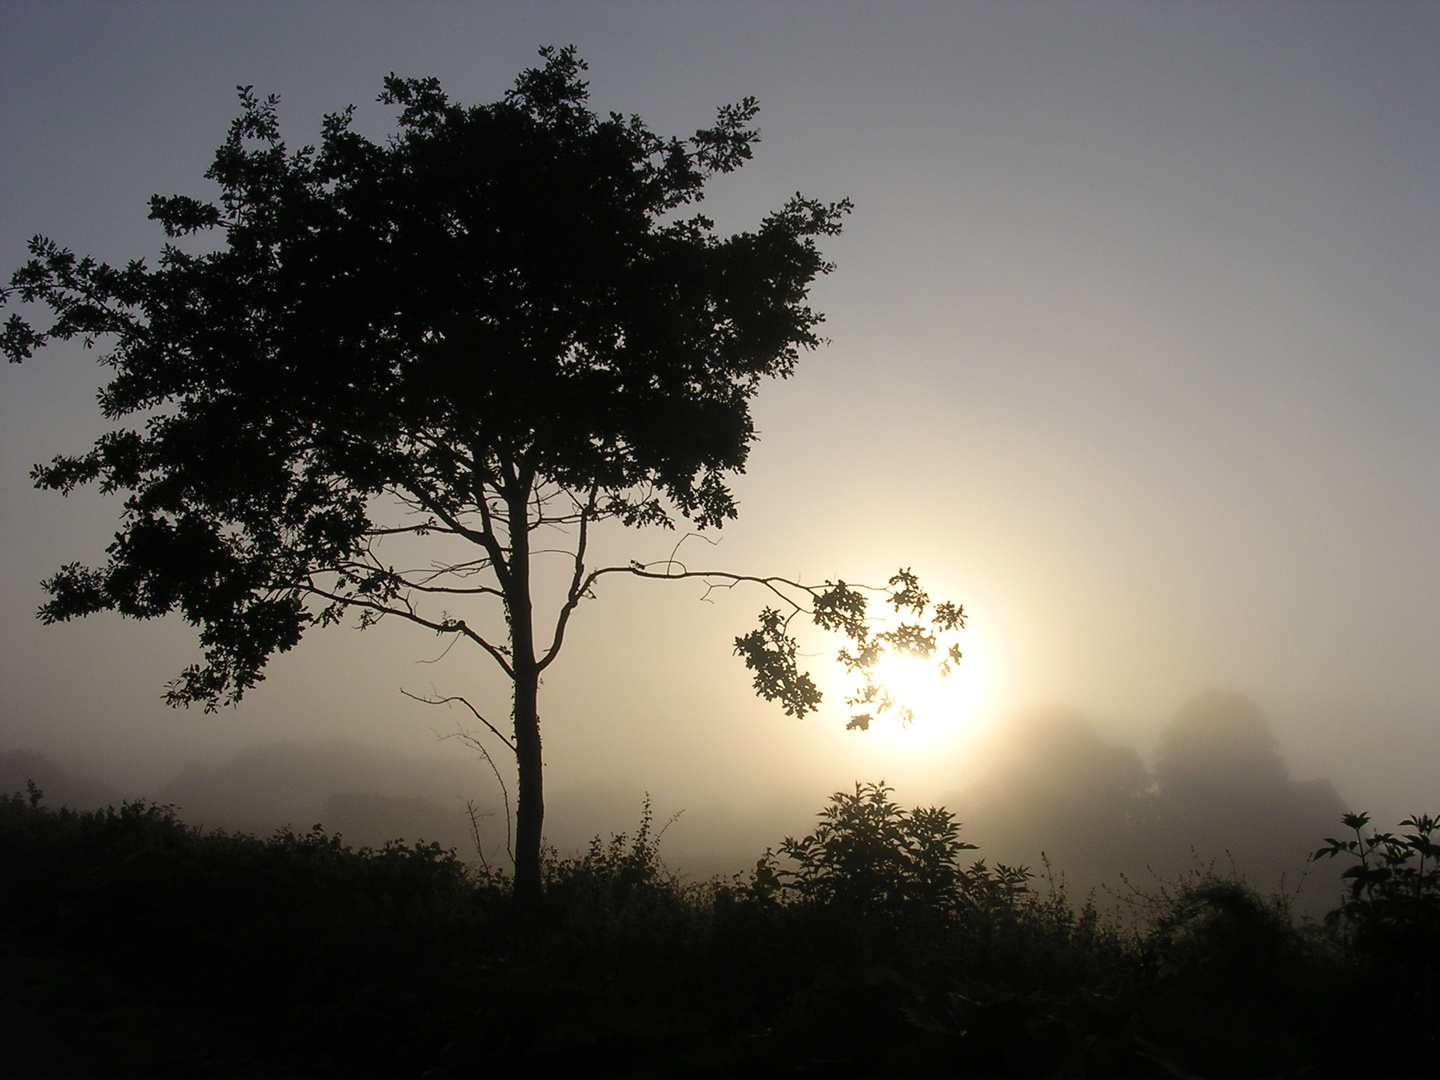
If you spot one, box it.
[2,3,1437,902]
[0,689,1356,915]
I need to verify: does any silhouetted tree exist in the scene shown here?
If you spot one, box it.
[3,49,963,906]
[1154,689,1289,795]
[955,706,1152,885]
[1150,690,1348,898]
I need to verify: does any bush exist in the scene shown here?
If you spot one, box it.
[0,783,502,1075]
[537,795,707,986]
[6,779,1440,1077]
[766,781,978,911]
[1315,811,1440,953]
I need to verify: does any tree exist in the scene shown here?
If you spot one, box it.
[3,48,964,907]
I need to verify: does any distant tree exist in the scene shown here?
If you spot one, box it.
[1154,689,1289,796]
[2,48,964,907]
[957,706,1152,882]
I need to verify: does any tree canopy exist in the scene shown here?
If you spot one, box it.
[4,47,848,707]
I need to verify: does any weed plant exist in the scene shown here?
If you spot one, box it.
[2,780,1437,1077]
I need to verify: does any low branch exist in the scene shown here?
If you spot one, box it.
[303,580,516,678]
[389,580,507,598]
[415,705,515,874]
[571,563,964,730]
[402,688,517,755]
[364,522,459,537]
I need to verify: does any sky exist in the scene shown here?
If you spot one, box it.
[2,1,1438,839]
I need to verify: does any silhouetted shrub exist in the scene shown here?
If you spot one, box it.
[768,781,976,910]
[537,796,709,988]
[6,781,1440,1077]
[1310,811,1440,1071]
[1315,811,1440,950]
[751,782,1019,964]
[0,783,505,1074]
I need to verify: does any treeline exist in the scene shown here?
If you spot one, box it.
[952,691,1352,913]
[1,781,1436,1078]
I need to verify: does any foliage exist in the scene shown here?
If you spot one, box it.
[1315,810,1440,912]
[759,781,980,913]
[734,568,969,730]
[1313,810,1440,964]
[0,784,503,1075]
[537,796,706,980]
[2,45,845,709]
[546,794,678,904]
[5,783,1440,1076]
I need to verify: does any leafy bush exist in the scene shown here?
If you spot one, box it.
[0,783,504,1075]
[1315,811,1440,948]
[536,795,708,986]
[1310,811,1440,1071]
[6,779,1440,1077]
[764,781,979,912]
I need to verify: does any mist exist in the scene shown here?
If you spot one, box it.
[3,2,1437,903]
[0,685,1362,923]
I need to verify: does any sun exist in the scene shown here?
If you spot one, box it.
[848,635,987,749]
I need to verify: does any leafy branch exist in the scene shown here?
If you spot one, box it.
[589,562,965,729]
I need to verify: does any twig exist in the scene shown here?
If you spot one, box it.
[401,688,516,754]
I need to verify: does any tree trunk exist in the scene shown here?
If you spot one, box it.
[505,476,545,911]
[512,659,545,909]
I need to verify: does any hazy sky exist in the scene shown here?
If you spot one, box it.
[2,1,1437,828]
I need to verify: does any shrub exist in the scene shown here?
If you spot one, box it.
[10,777,1440,1077]
[1314,811,1440,952]
[538,796,705,983]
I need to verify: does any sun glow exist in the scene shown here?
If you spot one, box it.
[845,633,988,749]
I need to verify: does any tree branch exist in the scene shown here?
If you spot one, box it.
[538,484,599,672]
[403,688,517,755]
[302,580,516,678]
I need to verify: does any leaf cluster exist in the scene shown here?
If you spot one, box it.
[1313,811,1440,958]
[733,568,967,730]
[762,781,981,913]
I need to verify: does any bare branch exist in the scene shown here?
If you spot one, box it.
[392,471,513,592]
[418,701,515,872]
[579,563,832,613]
[390,579,507,598]
[330,555,505,599]
[412,632,464,666]
[403,688,517,754]
[364,522,458,538]
[302,580,516,678]
[471,480,514,593]
[463,798,493,873]
[665,530,720,574]
[539,484,600,672]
